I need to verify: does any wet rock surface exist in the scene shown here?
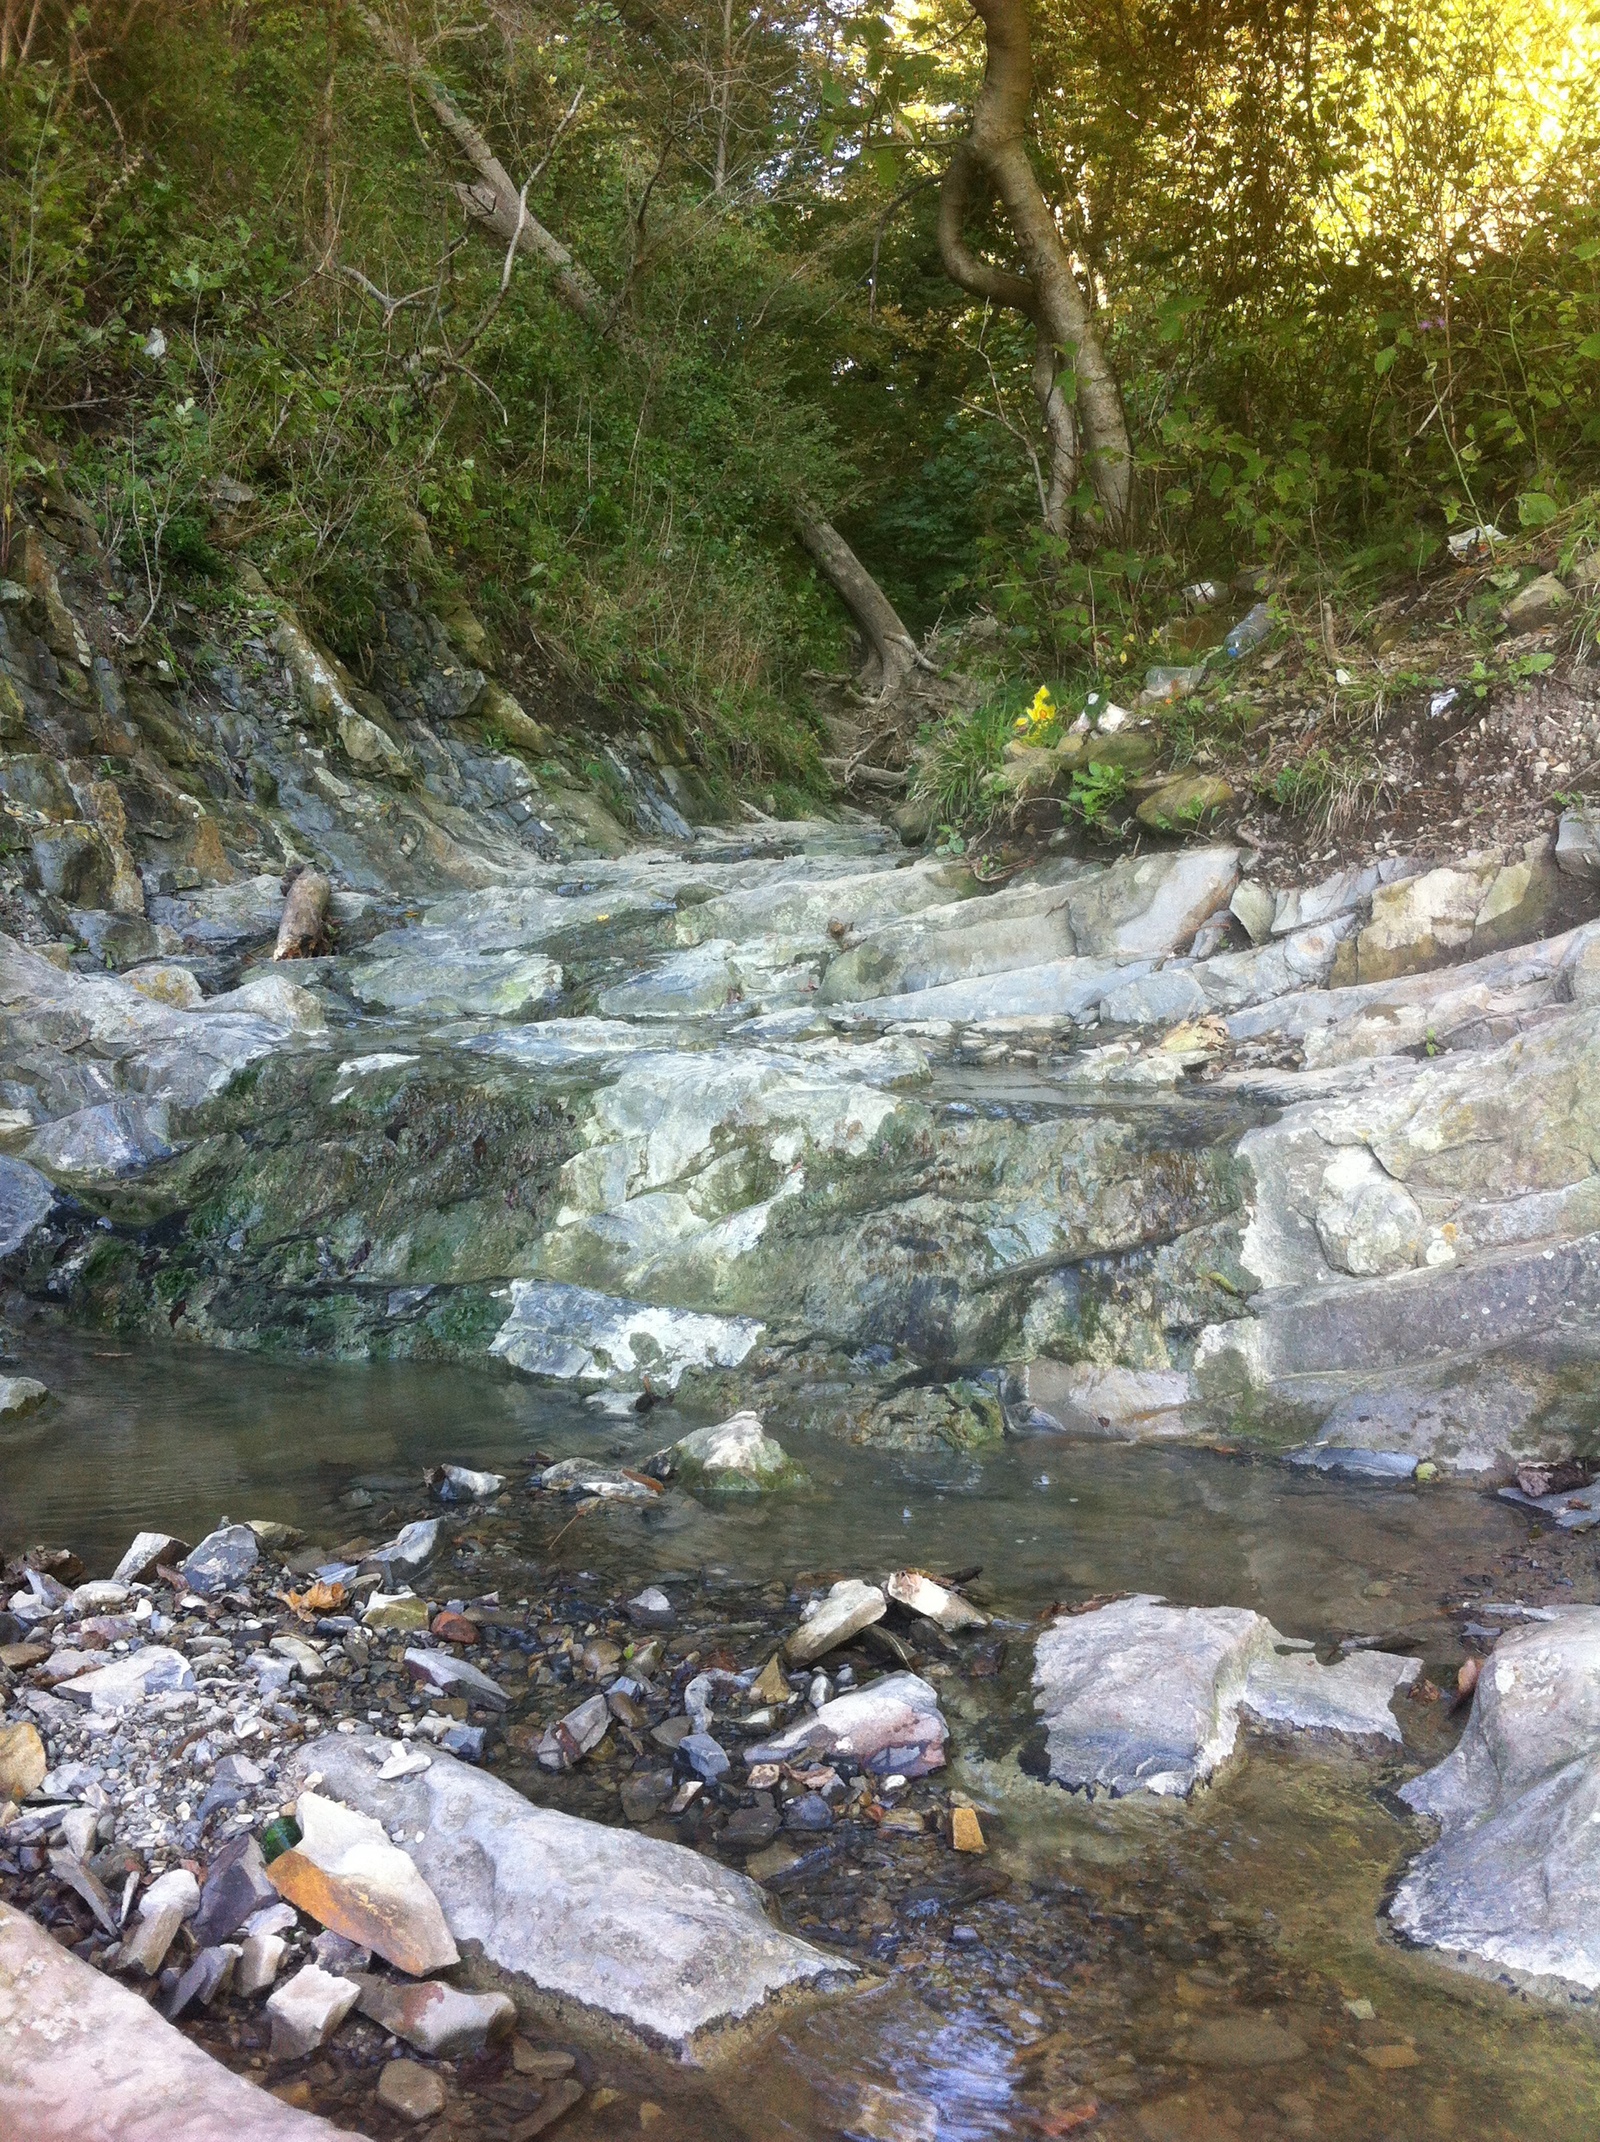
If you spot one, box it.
[1392,1608,1600,1995]
[2,806,1597,1490]
[1031,1595,1420,1799]
[2,524,1600,2127]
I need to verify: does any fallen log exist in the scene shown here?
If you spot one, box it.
[273,868,332,961]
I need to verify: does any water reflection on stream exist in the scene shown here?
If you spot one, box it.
[5,1329,1599,2141]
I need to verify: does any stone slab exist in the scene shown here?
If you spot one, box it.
[0,1900,368,2140]
[289,1731,849,2055]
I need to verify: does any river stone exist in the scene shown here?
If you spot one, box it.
[357,1976,514,2056]
[126,963,204,1010]
[112,1531,190,1584]
[289,1731,849,2054]
[203,971,327,1032]
[0,1154,52,1258]
[1230,881,1276,944]
[265,1962,362,2062]
[1034,1596,1272,1796]
[1241,1646,1421,1738]
[0,1902,359,2140]
[1556,806,1600,881]
[1021,1362,1193,1439]
[25,1097,174,1179]
[191,1836,278,1947]
[1100,967,1208,1027]
[59,1645,195,1713]
[403,1647,508,1710]
[0,1720,46,1800]
[675,854,966,949]
[745,1672,947,1778]
[364,1591,431,1632]
[434,1464,504,1501]
[364,1519,440,1582]
[235,1933,286,1996]
[1345,865,1494,984]
[785,1579,887,1665]
[668,1411,805,1492]
[0,1374,46,1417]
[815,875,1083,1005]
[884,1571,987,1632]
[376,2062,446,2124]
[270,1792,459,1976]
[141,1868,201,1922]
[181,1523,260,1596]
[119,1904,186,1979]
[1392,1609,1600,1994]
[1033,1595,1417,1798]
[490,1278,763,1391]
[1066,848,1239,960]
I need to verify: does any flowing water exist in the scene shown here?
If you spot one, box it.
[5,1328,1600,2141]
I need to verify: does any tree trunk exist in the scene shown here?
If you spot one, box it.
[355,5,611,334]
[793,507,922,698]
[938,0,1133,538]
[356,10,920,702]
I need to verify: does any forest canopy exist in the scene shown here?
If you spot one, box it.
[2,0,1596,776]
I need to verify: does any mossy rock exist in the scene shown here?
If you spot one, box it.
[1135,774,1235,831]
[670,1412,809,1493]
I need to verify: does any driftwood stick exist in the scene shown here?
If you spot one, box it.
[273,868,333,961]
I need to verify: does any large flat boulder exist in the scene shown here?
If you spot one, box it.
[489,1279,763,1391]
[1392,1609,1600,1996]
[289,1731,850,2055]
[675,854,966,947]
[347,948,561,1017]
[0,1900,366,2141]
[1032,1595,1418,1798]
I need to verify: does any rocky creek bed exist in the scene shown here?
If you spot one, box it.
[5,1365,1600,2142]
[6,737,1600,2136]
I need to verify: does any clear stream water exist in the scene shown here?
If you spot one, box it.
[4,1329,1599,2142]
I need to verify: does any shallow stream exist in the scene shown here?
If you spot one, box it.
[5,1331,1600,2141]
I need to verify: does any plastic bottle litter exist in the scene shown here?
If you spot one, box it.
[1223,602,1273,659]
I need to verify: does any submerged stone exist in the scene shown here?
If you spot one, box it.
[785,1579,887,1665]
[490,1278,762,1391]
[1032,1595,1418,1798]
[290,1731,850,2055]
[746,1671,947,1778]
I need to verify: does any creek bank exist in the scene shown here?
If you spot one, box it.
[6,807,1600,1488]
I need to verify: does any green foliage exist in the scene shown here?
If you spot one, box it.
[1064,759,1130,829]
[2,0,1597,815]
[908,691,1017,826]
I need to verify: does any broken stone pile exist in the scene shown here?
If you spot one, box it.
[0,1485,1029,2131]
